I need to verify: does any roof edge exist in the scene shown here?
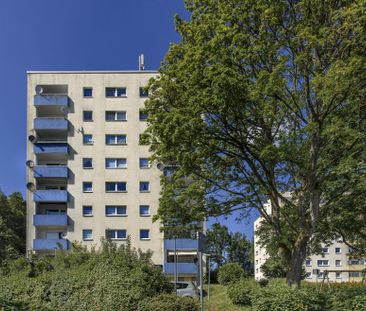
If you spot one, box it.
[27,70,158,74]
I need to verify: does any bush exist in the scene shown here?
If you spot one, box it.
[0,241,173,311]
[252,283,325,311]
[138,293,199,311]
[325,283,366,311]
[227,279,259,306]
[217,263,246,286]
[258,278,269,287]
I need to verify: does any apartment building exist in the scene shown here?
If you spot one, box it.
[26,69,199,280]
[254,201,365,282]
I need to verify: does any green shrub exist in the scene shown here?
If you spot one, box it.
[138,293,199,311]
[258,278,269,287]
[217,263,246,286]
[227,279,259,306]
[325,283,366,311]
[252,283,325,311]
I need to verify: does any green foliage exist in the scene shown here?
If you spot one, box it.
[258,278,269,287]
[0,191,26,264]
[227,279,259,306]
[324,283,366,311]
[145,0,366,286]
[0,241,172,310]
[138,293,199,311]
[217,263,246,286]
[260,255,287,279]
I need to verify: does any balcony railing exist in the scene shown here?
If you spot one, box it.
[33,143,68,155]
[33,239,68,250]
[164,239,198,250]
[33,190,68,203]
[33,166,68,179]
[33,214,68,227]
[34,95,68,107]
[164,263,198,275]
[34,118,68,131]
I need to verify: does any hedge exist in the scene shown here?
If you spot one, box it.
[138,293,199,311]
[217,263,246,286]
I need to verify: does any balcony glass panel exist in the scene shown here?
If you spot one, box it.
[34,118,68,131]
[34,95,68,106]
[33,166,68,179]
[33,190,68,202]
[33,214,68,226]
[33,239,68,250]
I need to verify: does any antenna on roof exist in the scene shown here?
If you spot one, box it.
[139,53,145,71]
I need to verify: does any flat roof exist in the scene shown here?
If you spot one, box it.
[27,70,158,74]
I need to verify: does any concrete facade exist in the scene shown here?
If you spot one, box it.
[26,71,164,265]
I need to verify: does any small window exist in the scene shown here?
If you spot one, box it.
[317,272,324,279]
[139,110,148,121]
[105,158,127,169]
[83,206,93,217]
[83,229,93,240]
[83,88,93,97]
[139,133,149,145]
[106,229,127,240]
[335,247,341,254]
[139,182,150,192]
[106,134,127,145]
[83,111,93,122]
[317,260,329,267]
[83,158,93,169]
[139,205,150,216]
[322,247,329,254]
[335,260,342,267]
[83,134,93,145]
[336,272,342,279]
[139,87,149,97]
[105,206,127,216]
[139,158,150,169]
[105,87,126,97]
[305,259,311,267]
[105,182,127,192]
[140,229,150,240]
[105,111,127,121]
[83,182,93,193]
[305,272,312,279]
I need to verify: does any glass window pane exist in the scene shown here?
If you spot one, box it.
[105,159,115,168]
[116,88,126,96]
[117,135,126,144]
[139,158,149,168]
[83,88,93,97]
[83,182,92,192]
[106,111,115,121]
[105,88,115,97]
[117,159,127,168]
[140,230,149,239]
[106,182,115,192]
[106,230,114,239]
[83,206,93,215]
[116,111,126,120]
[117,230,126,239]
[116,206,126,215]
[83,111,93,121]
[106,135,115,144]
[83,135,93,144]
[140,182,149,191]
[83,230,92,240]
[83,158,93,168]
[117,182,126,191]
[139,205,149,215]
[106,206,115,215]
[139,87,149,97]
[139,110,148,121]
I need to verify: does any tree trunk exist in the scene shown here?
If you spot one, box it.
[286,235,309,288]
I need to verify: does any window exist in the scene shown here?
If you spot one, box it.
[105,182,127,192]
[139,158,150,169]
[317,260,329,267]
[83,206,93,217]
[45,186,66,190]
[83,158,93,169]
[83,111,93,121]
[105,87,126,97]
[336,272,342,279]
[106,229,127,240]
[139,133,149,145]
[106,205,127,216]
[139,110,148,121]
[335,247,341,254]
[139,87,149,97]
[140,229,150,240]
[106,134,126,145]
[349,259,361,265]
[83,87,93,97]
[105,111,127,121]
[305,259,312,267]
[139,205,150,216]
[82,229,93,240]
[317,272,324,279]
[83,182,93,193]
[335,260,342,267]
[139,182,150,192]
[305,272,312,279]
[83,134,93,145]
[321,247,329,254]
[349,272,362,277]
[105,158,127,169]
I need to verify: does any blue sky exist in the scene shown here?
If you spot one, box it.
[0,0,256,238]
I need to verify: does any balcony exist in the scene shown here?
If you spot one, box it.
[34,166,68,179]
[164,263,198,275]
[164,239,198,250]
[34,118,68,132]
[33,214,68,227]
[33,239,68,250]
[34,95,68,107]
[33,143,68,155]
[33,190,68,203]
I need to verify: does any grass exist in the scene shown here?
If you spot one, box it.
[203,284,252,311]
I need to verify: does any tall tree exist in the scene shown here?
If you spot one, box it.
[206,223,231,267]
[146,0,366,287]
[227,232,253,275]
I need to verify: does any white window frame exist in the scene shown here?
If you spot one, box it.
[82,229,93,241]
[105,182,127,192]
[139,205,150,217]
[106,229,127,240]
[317,260,329,267]
[105,158,127,169]
[140,229,150,240]
[83,182,93,193]
[335,247,342,254]
[105,111,127,121]
[139,181,150,192]
[335,260,342,267]
[139,158,150,169]
[82,206,93,217]
[105,205,127,217]
[106,134,127,145]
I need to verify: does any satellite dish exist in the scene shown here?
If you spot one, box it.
[60,232,67,239]
[26,182,35,191]
[60,106,69,115]
[28,135,37,143]
[35,86,43,95]
[157,163,165,171]
[26,160,34,168]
